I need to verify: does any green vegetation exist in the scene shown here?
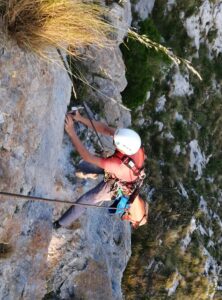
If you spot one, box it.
[207,29,218,43]
[122,1,222,299]
[120,19,171,108]
[152,0,193,56]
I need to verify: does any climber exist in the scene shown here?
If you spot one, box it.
[53,110,148,229]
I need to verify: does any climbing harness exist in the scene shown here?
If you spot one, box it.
[105,147,147,225]
[121,155,141,176]
[105,147,146,198]
[113,147,145,175]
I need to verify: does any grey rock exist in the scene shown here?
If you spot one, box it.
[0,1,132,299]
[0,37,71,299]
[132,0,156,21]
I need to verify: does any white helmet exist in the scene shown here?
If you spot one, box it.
[114,128,141,155]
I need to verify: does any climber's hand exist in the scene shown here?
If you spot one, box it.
[72,110,81,122]
[67,109,82,122]
[65,114,75,136]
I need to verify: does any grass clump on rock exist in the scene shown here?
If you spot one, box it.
[0,0,111,57]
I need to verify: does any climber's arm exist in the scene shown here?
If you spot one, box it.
[65,115,105,167]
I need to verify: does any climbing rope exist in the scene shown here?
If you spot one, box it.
[82,100,105,151]
[57,49,105,152]
[0,191,121,211]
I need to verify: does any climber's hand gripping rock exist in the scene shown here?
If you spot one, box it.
[64,114,76,137]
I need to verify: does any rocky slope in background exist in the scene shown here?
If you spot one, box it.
[122,0,222,299]
[0,1,132,299]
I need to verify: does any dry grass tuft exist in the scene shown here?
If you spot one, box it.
[128,29,202,81]
[0,0,112,56]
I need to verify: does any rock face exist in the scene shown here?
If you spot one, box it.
[183,0,222,54]
[0,36,71,299]
[132,0,155,21]
[0,1,132,299]
[74,1,132,130]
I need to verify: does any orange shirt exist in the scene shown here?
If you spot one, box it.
[99,148,145,182]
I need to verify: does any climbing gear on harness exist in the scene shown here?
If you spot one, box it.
[114,128,141,155]
[107,147,147,224]
[109,195,129,215]
[105,174,146,200]
[109,189,129,215]
[104,147,146,198]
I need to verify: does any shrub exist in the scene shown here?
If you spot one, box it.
[120,18,170,109]
[152,0,192,57]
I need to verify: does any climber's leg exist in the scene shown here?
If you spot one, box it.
[77,160,104,175]
[57,180,113,227]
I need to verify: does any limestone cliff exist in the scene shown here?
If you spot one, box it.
[0,1,132,299]
[2,0,222,299]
